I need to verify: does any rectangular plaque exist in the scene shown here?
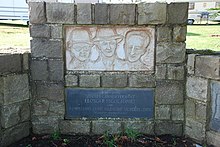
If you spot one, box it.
[65,26,155,71]
[66,88,154,118]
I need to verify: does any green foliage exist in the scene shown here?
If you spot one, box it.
[51,131,61,140]
[26,144,32,147]
[103,131,117,147]
[125,128,141,142]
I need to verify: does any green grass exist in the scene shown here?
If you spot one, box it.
[0,22,30,48]
[186,25,220,51]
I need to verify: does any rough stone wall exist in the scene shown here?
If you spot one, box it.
[29,2,188,136]
[0,53,30,147]
[186,54,220,146]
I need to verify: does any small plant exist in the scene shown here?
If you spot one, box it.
[103,131,117,147]
[125,128,141,142]
[51,130,61,140]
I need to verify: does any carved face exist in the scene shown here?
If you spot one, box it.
[98,40,117,57]
[71,43,91,61]
[126,35,146,62]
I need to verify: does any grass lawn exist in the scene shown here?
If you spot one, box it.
[186,25,220,51]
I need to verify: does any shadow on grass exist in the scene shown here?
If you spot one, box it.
[0,22,28,28]
[187,32,201,36]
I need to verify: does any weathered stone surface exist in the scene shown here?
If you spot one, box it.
[156,64,166,79]
[49,101,65,116]
[32,115,62,134]
[1,101,30,129]
[65,74,78,87]
[138,3,166,24]
[48,60,64,81]
[29,2,46,24]
[155,81,184,104]
[167,3,188,24]
[187,54,197,75]
[0,74,29,105]
[1,122,30,147]
[60,120,90,134]
[94,4,108,24]
[36,82,64,102]
[77,3,92,24]
[31,60,48,81]
[172,105,184,121]
[92,120,121,134]
[31,39,63,58]
[155,105,171,120]
[185,118,205,141]
[173,26,187,42]
[102,74,127,88]
[46,3,75,23]
[129,75,156,88]
[0,54,21,74]
[167,64,185,80]
[185,98,196,119]
[195,56,220,79]
[32,98,49,116]
[195,102,207,123]
[79,75,100,88]
[109,4,135,24]
[23,53,30,71]
[207,131,220,147]
[157,26,171,42]
[124,121,154,134]
[156,43,186,64]
[186,77,208,101]
[30,24,50,38]
[51,24,63,39]
[155,121,183,136]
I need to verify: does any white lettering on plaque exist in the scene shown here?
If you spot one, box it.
[65,26,155,71]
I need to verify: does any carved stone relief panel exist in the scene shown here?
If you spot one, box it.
[65,26,155,71]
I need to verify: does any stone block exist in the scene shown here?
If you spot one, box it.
[60,120,90,134]
[49,101,65,116]
[46,3,75,24]
[155,81,184,104]
[187,54,197,75]
[156,43,186,64]
[32,115,62,134]
[167,64,185,80]
[124,120,154,134]
[94,4,108,24]
[173,26,187,42]
[195,102,207,123]
[195,56,220,79]
[167,3,188,24]
[185,118,205,141]
[77,3,92,24]
[51,24,63,39]
[30,24,50,38]
[79,75,100,88]
[92,120,121,134]
[48,60,64,81]
[32,98,49,116]
[0,74,29,105]
[156,64,166,80]
[102,74,127,88]
[138,3,167,24]
[155,105,171,120]
[185,98,196,119]
[156,26,172,42]
[1,101,30,129]
[207,131,220,147]
[129,75,155,88]
[109,4,135,24]
[31,39,63,58]
[172,105,184,121]
[1,122,30,147]
[23,53,30,71]
[31,60,48,81]
[0,54,21,75]
[155,121,183,136]
[36,82,64,102]
[29,2,46,24]
[65,74,78,87]
[186,76,208,101]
